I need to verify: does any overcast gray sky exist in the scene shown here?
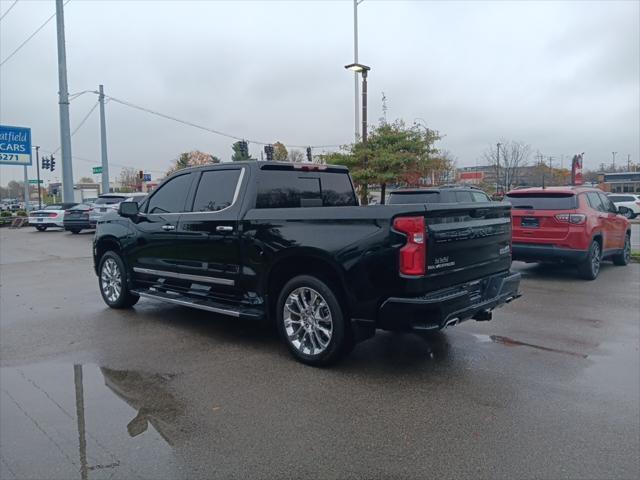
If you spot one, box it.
[1,0,638,184]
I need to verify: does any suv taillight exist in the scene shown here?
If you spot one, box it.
[555,213,586,224]
[393,216,426,276]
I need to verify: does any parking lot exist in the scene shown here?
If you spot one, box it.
[0,227,638,479]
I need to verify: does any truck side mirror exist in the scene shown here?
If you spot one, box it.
[119,201,139,218]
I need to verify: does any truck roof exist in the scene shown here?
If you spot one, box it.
[506,186,602,195]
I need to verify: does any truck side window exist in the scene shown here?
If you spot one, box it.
[146,173,193,214]
[191,169,241,212]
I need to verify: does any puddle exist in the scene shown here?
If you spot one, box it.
[472,334,588,358]
[0,363,186,479]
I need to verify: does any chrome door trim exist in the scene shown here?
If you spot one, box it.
[133,267,235,286]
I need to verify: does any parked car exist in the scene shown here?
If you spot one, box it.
[29,203,78,231]
[94,161,521,365]
[607,193,640,219]
[90,193,147,225]
[63,204,96,234]
[506,187,631,280]
[388,185,491,204]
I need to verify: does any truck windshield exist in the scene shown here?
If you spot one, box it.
[505,193,577,210]
[257,171,357,208]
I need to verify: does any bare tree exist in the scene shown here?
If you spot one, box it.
[482,140,531,191]
[288,149,305,162]
[117,167,139,192]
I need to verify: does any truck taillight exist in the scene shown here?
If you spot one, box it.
[393,216,426,276]
[555,213,586,224]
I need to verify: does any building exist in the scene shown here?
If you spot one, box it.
[598,172,640,193]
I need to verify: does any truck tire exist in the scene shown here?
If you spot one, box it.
[276,275,353,366]
[70,228,81,234]
[98,251,139,308]
[612,234,631,266]
[577,240,601,280]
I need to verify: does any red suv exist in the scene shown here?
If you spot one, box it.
[506,187,631,280]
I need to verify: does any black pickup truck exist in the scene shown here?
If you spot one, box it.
[93,161,520,365]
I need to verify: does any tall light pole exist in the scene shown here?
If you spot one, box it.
[611,151,617,171]
[496,142,501,194]
[345,63,371,202]
[352,0,365,142]
[55,0,74,202]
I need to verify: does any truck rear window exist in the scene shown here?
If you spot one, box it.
[388,192,440,204]
[256,171,357,208]
[506,193,577,210]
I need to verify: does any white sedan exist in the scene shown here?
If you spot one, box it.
[29,203,78,231]
[608,194,640,219]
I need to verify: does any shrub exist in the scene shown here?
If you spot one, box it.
[16,210,28,217]
[0,211,12,217]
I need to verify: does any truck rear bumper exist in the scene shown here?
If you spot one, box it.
[512,243,588,263]
[377,271,521,332]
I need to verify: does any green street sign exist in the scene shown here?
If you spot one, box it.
[92,166,103,174]
[28,179,43,184]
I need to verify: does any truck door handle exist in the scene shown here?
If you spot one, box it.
[162,224,175,231]
[216,226,233,233]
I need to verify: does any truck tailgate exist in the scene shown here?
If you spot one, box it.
[423,203,512,291]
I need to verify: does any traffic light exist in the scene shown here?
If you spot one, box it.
[240,141,249,158]
[49,155,55,172]
[138,170,144,180]
[306,147,312,162]
[264,145,274,161]
[42,157,50,170]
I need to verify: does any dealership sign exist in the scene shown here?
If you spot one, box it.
[0,125,32,166]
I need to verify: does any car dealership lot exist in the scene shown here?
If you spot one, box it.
[1,228,638,479]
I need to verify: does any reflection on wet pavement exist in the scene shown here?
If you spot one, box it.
[472,334,589,358]
[0,363,182,480]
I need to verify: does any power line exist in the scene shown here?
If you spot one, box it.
[0,0,19,21]
[103,94,344,150]
[51,100,99,154]
[0,0,72,67]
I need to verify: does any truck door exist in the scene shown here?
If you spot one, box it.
[173,167,246,301]
[128,172,195,281]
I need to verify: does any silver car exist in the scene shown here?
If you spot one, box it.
[90,193,147,224]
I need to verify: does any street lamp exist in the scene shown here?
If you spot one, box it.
[345,63,370,147]
[345,62,371,204]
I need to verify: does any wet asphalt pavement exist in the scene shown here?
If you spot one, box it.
[1,227,639,480]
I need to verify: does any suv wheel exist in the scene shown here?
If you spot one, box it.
[98,251,139,308]
[276,275,353,366]
[612,234,631,266]
[577,240,601,280]
[35,226,47,232]
[70,228,81,234]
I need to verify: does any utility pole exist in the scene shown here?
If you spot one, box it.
[612,151,617,171]
[22,165,29,211]
[353,0,360,141]
[496,143,501,194]
[548,156,554,185]
[98,85,110,194]
[35,146,42,209]
[627,154,631,171]
[55,0,74,202]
